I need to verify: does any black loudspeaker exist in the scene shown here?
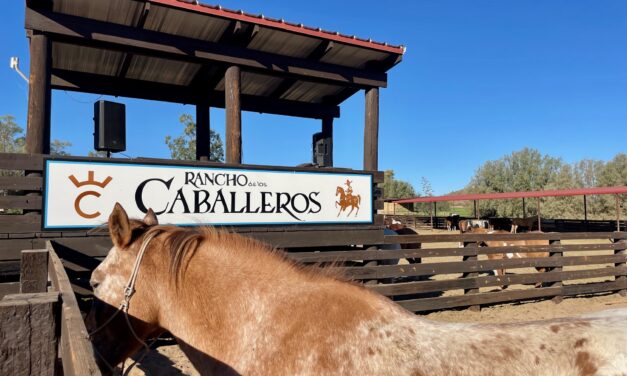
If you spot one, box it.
[312,132,331,167]
[94,100,126,152]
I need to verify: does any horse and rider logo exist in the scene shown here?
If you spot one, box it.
[68,171,112,219]
[335,179,361,217]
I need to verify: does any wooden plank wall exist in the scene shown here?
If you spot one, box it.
[288,231,627,312]
[0,152,385,281]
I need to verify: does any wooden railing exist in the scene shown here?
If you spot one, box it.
[0,244,101,375]
[384,214,626,232]
[288,231,627,312]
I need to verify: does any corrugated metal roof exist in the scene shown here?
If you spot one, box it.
[40,0,404,113]
[150,0,406,54]
[394,186,627,204]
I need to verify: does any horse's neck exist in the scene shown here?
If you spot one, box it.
[150,241,432,371]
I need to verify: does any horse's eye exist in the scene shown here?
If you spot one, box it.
[90,279,100,289]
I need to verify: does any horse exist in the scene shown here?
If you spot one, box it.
[335,186,361,217]
[511,216,538,233]
[88,203,627,375]
[445,214,460,231]
[468,228,549,288]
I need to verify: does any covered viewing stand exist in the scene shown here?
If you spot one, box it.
[24,0,404,169]
[392,186,627,232]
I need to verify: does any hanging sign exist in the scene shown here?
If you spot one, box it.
[42,159,373,229]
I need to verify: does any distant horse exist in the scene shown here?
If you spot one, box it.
[488,217,512,231]
[511,216,538,233]
[335,186,361,217]
[468,228,549,288]
[445,214,460,231]
[88,203,627,375]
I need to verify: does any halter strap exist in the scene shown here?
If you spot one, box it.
[89,229,162,374]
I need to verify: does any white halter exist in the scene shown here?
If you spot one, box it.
[89,230,162,375]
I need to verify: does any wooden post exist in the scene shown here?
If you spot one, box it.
[364,87,379,171]
[195,102,210,161]
[522,197,526,217]
[225,66,242,164]
[613,237,627,297]
[537,198,542,232]
[583,195,588,230]
[0,292,59,376]
[429,203,433,229]
[549,239,563,303]
[321,116,333,166]
[20,250,48,293]
[616,195,621,232]
[473,200,477,219]
[26,32,51,155]
[462,240,480,311]
[434,202,438,228]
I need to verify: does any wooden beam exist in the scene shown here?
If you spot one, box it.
[225,66,242,164]
[191,21,259,91]
[584,195,588,224]
[26,32,51,154]
[25,8,387,88]
[117,2,150,78]
[20,249,48,293]
[270,41,335,100]
[321,116,333,167]
[51,69,340,119]
[537,198,542,232]
[363,87,379,171]
[0,292,59,376]
[195,102,210,161]
[617,194,621,232]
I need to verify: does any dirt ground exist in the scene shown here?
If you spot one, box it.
[123,229,626,375]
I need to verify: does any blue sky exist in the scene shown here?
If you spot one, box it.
[1,1,625,195]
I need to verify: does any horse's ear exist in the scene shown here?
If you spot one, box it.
[109,203,132,248]
[143,208,158,226]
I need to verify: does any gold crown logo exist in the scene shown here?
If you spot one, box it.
[69,171,112,188]
[68,171,113,219]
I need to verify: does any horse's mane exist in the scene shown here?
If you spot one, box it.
[139,224,347,286]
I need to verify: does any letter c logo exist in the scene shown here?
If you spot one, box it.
[74,191,101,219]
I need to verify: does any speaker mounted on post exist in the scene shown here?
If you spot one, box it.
[94,100,126,155]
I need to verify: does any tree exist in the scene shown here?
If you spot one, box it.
[165,114,224,161]
[0,115,24,153]
[382,170,416,199]
[50,140,72,156]
[87,150,109,158]
[466,148,564,217]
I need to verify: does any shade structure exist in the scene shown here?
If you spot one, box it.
[26,0,405,119]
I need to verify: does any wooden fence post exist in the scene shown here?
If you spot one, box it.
[613,236,627,297]
[20,249,49,293]
[462,240,480,311]
[549,239,563,303]
[0,292,59,376]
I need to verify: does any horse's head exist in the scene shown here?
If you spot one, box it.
[336,186,344,196]
[86,203,164,373]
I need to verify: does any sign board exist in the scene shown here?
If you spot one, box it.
[43,159,373,229]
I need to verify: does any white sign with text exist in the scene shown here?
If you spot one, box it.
[43,160,373,229]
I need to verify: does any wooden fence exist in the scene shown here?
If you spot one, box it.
[385,214,626,232]
[288,231,627,312]
[0,244,101,375]
[0,152,384,282]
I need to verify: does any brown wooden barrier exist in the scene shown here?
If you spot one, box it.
[288,231,627,312]
[0,245,101,375]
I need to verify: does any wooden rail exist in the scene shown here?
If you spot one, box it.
[287,231,627,312]
[385,214,626,232]
[0,245,101,375]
